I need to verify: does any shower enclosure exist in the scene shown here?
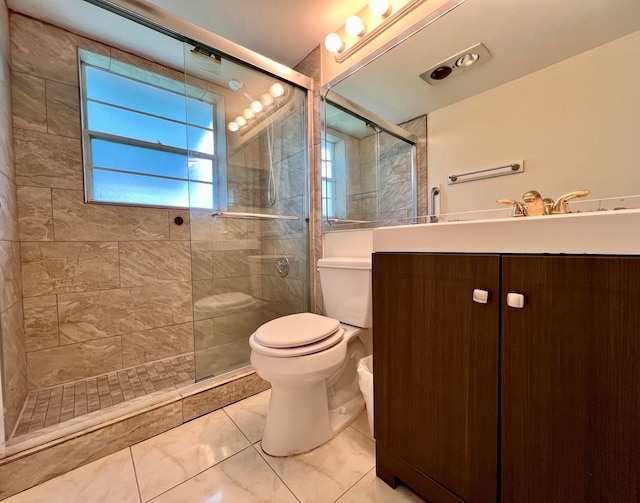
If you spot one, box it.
[321,92,418,230]
[1,0,310,457]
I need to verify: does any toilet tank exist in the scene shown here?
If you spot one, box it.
[317,256,372,328]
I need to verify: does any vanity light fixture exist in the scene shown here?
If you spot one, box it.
[324,0,429,62]
[345,15,365,37]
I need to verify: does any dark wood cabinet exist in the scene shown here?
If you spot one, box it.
[373,253,640,503]
[373,253,500,503]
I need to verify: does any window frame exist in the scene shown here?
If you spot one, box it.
[79,51,224,210]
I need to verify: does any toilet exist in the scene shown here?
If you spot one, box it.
[249,256,372,456]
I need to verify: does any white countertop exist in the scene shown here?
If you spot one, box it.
[372,209,640,255]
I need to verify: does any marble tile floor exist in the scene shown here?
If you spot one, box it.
[4,389,425,503]
[12,354,195,439]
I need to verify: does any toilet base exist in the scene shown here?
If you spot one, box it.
[260,380,364,457]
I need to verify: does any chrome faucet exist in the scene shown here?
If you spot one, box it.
[498,189,590,216]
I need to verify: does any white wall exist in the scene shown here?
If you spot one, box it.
[428,30,640,214]
[323,228,373,258]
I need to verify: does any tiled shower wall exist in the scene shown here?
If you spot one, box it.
[0,0,27,440]
[10,14,196,394]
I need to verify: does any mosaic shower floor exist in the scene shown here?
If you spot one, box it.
[11,354,195,440]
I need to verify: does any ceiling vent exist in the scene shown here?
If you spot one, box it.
[420,43,492,85]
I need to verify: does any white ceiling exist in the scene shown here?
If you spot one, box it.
[145,0,365,68]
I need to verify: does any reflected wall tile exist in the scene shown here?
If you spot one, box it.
[191,241,213,280]
[11,71,46,132]
[169,210,190,240]
[1,300,28,439]
[10,14,80,86]
[17,185,53,241]
[119,241,191,287]
[0,401,182,500]
[26,336,123,389]
[45,80,80,138]
[1,37,14,180]
[21,241,120,297]
[182,372,270,422]
[52,189,170,241]
[121,322,194,367]
[0,240,21,311]
[14,128,82,190]
[212,248,258,278]
[262,276,307,316]
[23,295,59,352]
[212,309,262,345]
[0,170,18,241]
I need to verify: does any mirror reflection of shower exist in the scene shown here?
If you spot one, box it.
[321,93,418,230]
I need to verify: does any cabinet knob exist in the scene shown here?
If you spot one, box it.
[507,292,525,308]
[473,289,489,304]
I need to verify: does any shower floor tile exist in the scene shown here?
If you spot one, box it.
[11,354,195,440]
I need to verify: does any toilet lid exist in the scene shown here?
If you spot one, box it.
[253,313,341,348]
[249,327,344,357]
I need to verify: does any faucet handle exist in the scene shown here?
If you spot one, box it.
[497,199,527,217]
[551,190,591,214]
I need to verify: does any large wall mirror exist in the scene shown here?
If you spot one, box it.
[326,0,640,218]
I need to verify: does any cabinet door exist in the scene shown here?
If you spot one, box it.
[373,253,500,503]
[502,255,640,502]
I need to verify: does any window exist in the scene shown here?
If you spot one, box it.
[321,140,337,219]
[80,57,218,208]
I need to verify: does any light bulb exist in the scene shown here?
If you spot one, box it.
[235,116,247,127]
[227,121,239,132]
[269,82,285,98]
[260,93,274,107]
[324,32,343,53]
[369,0,391,16]
[243,108,255,120]
[251,100,264,113]
[345,16,365,37]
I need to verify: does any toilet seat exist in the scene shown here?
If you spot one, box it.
[249,313,344,357]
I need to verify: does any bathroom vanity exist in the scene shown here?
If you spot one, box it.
[371,210,640,503]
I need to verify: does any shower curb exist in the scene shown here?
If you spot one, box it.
[0,370,269,501]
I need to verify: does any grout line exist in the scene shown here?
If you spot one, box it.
[128,447,144,503]
[249,441,302,503]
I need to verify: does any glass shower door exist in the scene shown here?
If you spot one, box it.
[183,43,309,381]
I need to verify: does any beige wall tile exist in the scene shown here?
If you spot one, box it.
[21,241,120,297]
[17,185,53,241]
[11,71,47,132]
[46,80,80,138]
[14,128,82,189]
[119,241,191,287]
[1,300,28,438]
[27,336,123,389]
[10,14,77,84]
[58,288,134,344]
[23,295,59,352]
[0,401,182,500]
[0,169,18,241]
[0,240,21,311]
[122,322,194,367]
[169,210,190,240]
[182,372,269,422]
[52,189,170,241]
[0,58,14,182]
[58,282,192,344]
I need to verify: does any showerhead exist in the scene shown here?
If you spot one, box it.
[228,79,244,91]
